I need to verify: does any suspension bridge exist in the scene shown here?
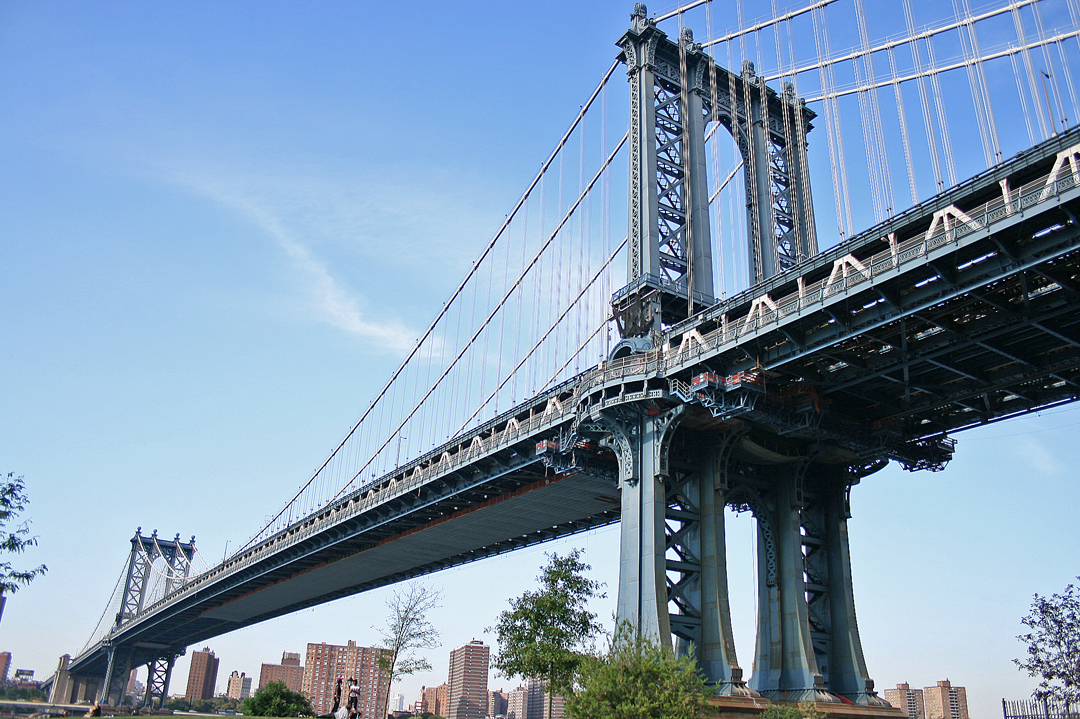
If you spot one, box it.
[48,0,1080,712]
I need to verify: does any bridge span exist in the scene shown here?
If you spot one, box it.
[64,121,1080,706]
[54,4,1080,710]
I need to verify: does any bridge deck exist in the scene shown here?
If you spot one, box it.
[70,126,1080,676]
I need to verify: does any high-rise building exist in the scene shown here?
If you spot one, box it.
[447,640,489,719]
[488,689,508,718]
[886,683,926,719]
[126,669,146,703]
[301,641,390,718]
[259,651,305,693]
[185,648,219,702]
[924,680,969,719]
[0,652,10,683]
[391,693,404,711]
[506,686,527,719]
[524,678,564,719]
[420,684,448,716]
[226,671,252,700]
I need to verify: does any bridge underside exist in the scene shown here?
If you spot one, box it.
[69,454,620,680]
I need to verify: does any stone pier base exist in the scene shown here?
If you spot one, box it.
[707,696,907,719]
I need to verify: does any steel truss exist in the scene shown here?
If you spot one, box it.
[614,4,817,339]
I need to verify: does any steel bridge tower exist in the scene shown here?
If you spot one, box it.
[99,529,194,708]
[603,4,885,704]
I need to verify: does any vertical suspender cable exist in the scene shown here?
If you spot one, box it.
[888,42,919,205]
[773,0,804,259]
[1011,0,1051,139]
[787,12,817,255]
[822,4,854,236]
[1009,51,1038,153]
[510,195,530,405]
[924,33,957,188]
[954,0,994,168]
[578,112,588,375]
[706,1,726,299]
[813,4,851,239]
[1032,0,1068,133]
[1054,39,1078,128]
[601,83,612,359]
[905,0,945,193]
[961,0,1002,163]
[855,0,893,219]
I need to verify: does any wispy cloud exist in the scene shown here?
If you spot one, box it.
[174,169,422,354]
[1016,436,1064,476]
[243,200,415,352]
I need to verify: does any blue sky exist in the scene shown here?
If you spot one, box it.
[2,1,1079,717]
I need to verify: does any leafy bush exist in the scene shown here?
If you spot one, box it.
[564,625,710,719]
[243,681,313,717]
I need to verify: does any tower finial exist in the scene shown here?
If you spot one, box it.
[631,4,651,32]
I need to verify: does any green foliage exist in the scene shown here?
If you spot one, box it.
[1015,577,1080,703]
[0,473,47,594]
[760,703,828,719]
[0,685,47,701]
[243,681,313,717]
[564,625,710,719]
[167,697,245,713]
[377,584,441,719]
[490,549,604,697]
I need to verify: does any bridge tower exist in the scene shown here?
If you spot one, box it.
[98,529,195,708]
[603,4,885,705]
[612,3,817,352]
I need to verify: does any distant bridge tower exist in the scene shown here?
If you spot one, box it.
[601,4,885,705]
[99,529,195,708]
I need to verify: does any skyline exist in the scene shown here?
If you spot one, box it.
[3,2,1079,718]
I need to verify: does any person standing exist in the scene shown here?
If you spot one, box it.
[331,678,343,714]
[346,678,359,719]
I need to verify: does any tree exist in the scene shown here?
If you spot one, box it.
[1,473,47,595]
[760,703,828,719]
[377,584,441,719]
[564,625,710,719]
[490,550,605,717]
[243,680,313,717]
[1015,577,1080,703]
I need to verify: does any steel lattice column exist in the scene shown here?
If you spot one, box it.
[144,655,178,709]
[748,465,830,702]
[738,461,885,704]
[98,644,135,706]
[804,465,889,705]
[603,406,681,640]
[602,413,756,691]
[696,434,753,694]
[616,5,716,337]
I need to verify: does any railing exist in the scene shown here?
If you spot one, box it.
[611,272,716,306]
[659,161,1080,366]
[1003,698,1080,719]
